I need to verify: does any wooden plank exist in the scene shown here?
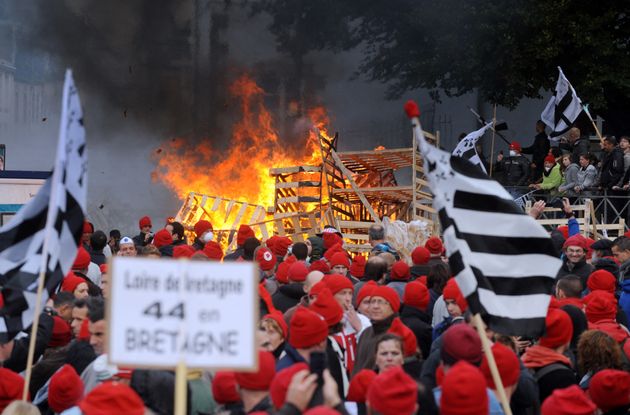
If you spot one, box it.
[275,181,321,189]
[338,220,377,229]
[269,166,321,175]
[259,223,269,240]
[342,233,369,241]
[536,218,586,225]
[211,196,222,212]
[331,150,381,223]
[230,203,249,230]
[307,212,318,236]
[414,203,437,214]
[275,219,286,236]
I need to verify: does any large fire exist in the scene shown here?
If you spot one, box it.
[152,75,331,227]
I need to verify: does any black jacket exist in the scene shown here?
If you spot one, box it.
[89,250,106,265]
[224,247,244,262]
[522,132,550,167]
[532,362,577,403]
[557,259,593,287]
[495,154,530,186]
[3,313,53,373]
[132,232,152,248]
[561,137,591,164]
[400,305,433,359]
[272,283,305,313]
[159,245,174,257]
[600,147,625,189]
[410,264,431,279]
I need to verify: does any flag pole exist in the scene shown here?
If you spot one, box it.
[472,313,513,415]
[21,268,48,400]
[489,105,497,177]
[582,106,604,145]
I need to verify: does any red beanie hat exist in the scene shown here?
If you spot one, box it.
[83,221,93,234]
[256,247,277,271]
[323,232,343,250]
[272,236,292,257]
[79,381,145,415]
[289,307,329,349]
[73,246,91,270]
[61,273,86,294]
[309,280,328,298]
[391,261,411,281]
[479,342,520,389]
[288,261,309,283]
[349,255,366,278]
[372,285,400,312]
[544,154,556,164]
[425,236,444,255]
[99,264,108,274]
[0,368,26,412]
[270,363,309,409]
[440,324,482,366]
[588,369,630,412]
[263,311,288,338]
[309,287,344,327]
[203,241,224,261]
[323,274,354,295]
[541,385,596,415]
[509,141,522,152]
[153,229,173,248]
[367,366,417,415]
[212,372,241,404]
[78,318,91,341]
[194,220,213,236]
[235,350,276,391]
[329,252,350,268]
[48,364,84,413]
[347,369,377,403]
[411,246,431,265]
[557,225,569,239]
[563,234,587,250]
[442,278,468,312]
[237,224,256,246]
[356,281,377,307]
[323,243,344,262]
[173,244,195,258]
[309,259,330,274]
[403,280,429,311]
[259,283,276,315]
[138,216,152,229]
[584,291,617,323]
[587,270,616,294]
[416,275,427,286]
[440,361,488,415]
[275,256,296,284]
[388,317,418,357]
[48,315,72,348]
[539,308,573,348]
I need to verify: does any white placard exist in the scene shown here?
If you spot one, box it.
[107,257,258,369]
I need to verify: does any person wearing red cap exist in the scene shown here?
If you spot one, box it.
[256,246,278,278]
[530,154,562,192]
[558,234,594,283]
[522,308,578,401]
[440,361,489,415]
[61,273,90,300]
[387,260,412,301]
[223,224,257,261]
[234,350,276,413]
[261,311,288,358]
[348,255,366,280]
[277,306,330,373]
[586,269,617,294]
[495,141,530,187]
[191,219,214,251]
[541,385,596,415]
[202,241,224,261]
[588,369,630,413]
[329,252,351,279]
[424,236,445,267]
[212,371,243,413]
[479,342,521,403]
[0,368,26,412]
[584,291,630,359]
[132,215,153,248]
[400,281,432,359]
[354,280,376,319]
[410,246,431,278]
[282,270,326,327]
[366,366,418,415]
[48,364,85,413]
[272,261,310,313]
[78,381,145,414]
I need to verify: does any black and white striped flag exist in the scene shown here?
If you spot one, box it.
[405,101,561,337]
[0,70,87,342]
[541,67,583,141]
[452,124,492,174]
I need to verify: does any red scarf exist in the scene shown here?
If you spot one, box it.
[521,344,572,369]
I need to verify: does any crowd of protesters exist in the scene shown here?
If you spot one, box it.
[0,208,629,415]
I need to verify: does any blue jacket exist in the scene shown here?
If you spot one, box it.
[620,278,630,323]
[276,344,306,372]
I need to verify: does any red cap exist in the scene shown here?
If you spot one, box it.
[403,280,429,311]
[309,259,330,274]
[212,372,241,404]
[237,224,256,246]
[323,274,354,295]
[539,308,573,348]
[270,363,309,409]
[425,236,444,255]
[289,307,329,349]
[329,252,350,269]
[271,236,292,257]
[356,281,377,307]
[82,221,93,234]
[275,256,296,284]
[288,261,309,282]
[256,247,277,271]
[194,220,213,236]
[372,285,400,312]
[323,243,344,262]
[173,245,195,258]
[440,361,488,415]
[440,324,482,366]
[387,317,417,357]
[78,318,90,341]
[79,381,145,415]
[99,264,108,274]
[347,369,377,403]
[563,234,587,250]
[0,368,26,412]
[479,342,520,389]
[509,141,522,152]
[235,350,276,391]
[73,246,91,270]
[544,154,556,164]
[588,369,630,412]
[323,232,343,250]
[49,364,84,413]
[404,100,421,118]
[263,310,288,338]
[391,261,411,281]
[138,216,152,229]
[48,315,72,348]
[153,229,173,248]
[61,273,86,294]
[442,278,468,312]
[349,255,366,278]
[310,280,328,297]
[259,283,276,315]
[411,246,430,265]
[584,290,617,323]
[557,225,569,239]
[309,287,344,327]
[203,241,224,261]
[541,385,596,415]
[367,366,417,415]
[587,270,616,294]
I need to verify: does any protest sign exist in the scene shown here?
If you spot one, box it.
[107,256,258,370]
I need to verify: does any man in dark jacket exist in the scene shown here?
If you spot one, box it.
[560,127,591,164]
[495,142,530,187]
[89,231,108,265]
[400,281,433,359]
[600,136,625,190]
[132,215,153,248]
[557,235,593,285]
[272,262,308,312]
[522,120,551,181]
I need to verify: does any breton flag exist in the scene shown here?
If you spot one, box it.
[405,100,561,337]
[541,67,583,140]
[452,123,492,174]
[0,70,87,342]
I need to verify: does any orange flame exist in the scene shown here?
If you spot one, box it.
[152,75,329,221]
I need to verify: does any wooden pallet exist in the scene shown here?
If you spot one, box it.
[270,165,322,216]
